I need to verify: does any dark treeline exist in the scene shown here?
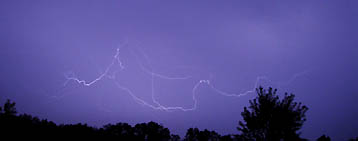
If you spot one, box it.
[0,87,356,141]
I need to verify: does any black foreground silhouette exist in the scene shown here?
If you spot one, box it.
[0,87,356,140]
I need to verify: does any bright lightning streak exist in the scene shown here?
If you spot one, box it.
[111,77,202,111]
[207,76,268,97]
[130,47,271,111]
[64,48,124,86]
[130,47,196,111]
[277,69,312,88]
[63,47,310,112]
[63,47,199,111]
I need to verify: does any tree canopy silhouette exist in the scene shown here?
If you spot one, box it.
[238,87,308,141]
[1,87,354,140]
[317,134,331,141]
[184,128,228,141]
[3,99,16,116]
[0,99,178,140]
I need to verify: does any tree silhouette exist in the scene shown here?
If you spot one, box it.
[102,122,134,139]
[133,121,171,141]
[3,99,17,116]
[238,87,308,141]
[1,93,355,140]
[184,128,223,141]
[317,134,331,141]
[185,128,200,141]
[0,99,181,140]
[170,134,181,141]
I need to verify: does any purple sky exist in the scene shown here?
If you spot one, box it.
[0,0,357,140]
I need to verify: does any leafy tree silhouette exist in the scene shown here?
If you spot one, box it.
[184,128,223,141]
[102,122,134,139]
[238,87,308,141]
[133,121,171,141]
[316,134,331,141]
[185,128,200,141]
[170,134,181,141]
[2,91,355,140]
[0,99,180,140]
[3,99,16,116]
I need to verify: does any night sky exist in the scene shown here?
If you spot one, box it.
[0,0,357,140]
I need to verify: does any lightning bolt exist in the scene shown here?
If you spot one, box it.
[64,48,124,86]
[62,46,311,112]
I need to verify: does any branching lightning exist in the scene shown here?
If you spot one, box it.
[62,46,310,112]
[64,48,124,87]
